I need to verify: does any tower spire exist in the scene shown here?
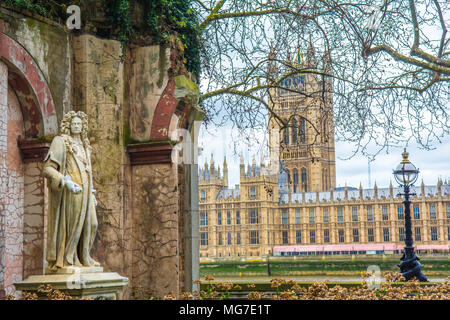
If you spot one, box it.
[223,156,229,187]
[306,34,317,69]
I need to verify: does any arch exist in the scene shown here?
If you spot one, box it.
[0,28,58,297]
[0,31,58,137]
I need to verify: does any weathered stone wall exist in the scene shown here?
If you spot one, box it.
[72,35,128,299]
[0,60,8,298]
[1,6,201,299]
[4,83,25,298]
[0,62,27,299]
[0,8,71,297]
[130,164,180,298]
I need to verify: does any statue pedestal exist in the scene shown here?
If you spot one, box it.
[14,267,128,300]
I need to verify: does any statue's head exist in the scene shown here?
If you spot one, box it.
[70,116,82,135]
[60,111,89,140]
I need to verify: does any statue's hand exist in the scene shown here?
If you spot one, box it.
[62,175,82,193]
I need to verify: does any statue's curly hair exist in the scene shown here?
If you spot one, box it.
[59,111,90,154]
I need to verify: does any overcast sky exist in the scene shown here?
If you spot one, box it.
[198,125,450,190]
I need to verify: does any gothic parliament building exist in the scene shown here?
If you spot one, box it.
[198,44,450,260]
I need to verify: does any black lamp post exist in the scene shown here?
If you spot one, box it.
[393,148,428,282]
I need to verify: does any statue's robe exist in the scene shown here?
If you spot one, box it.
[43,134,98,269]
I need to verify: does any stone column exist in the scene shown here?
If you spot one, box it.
[183,111,203,293]
[72,34,128,297]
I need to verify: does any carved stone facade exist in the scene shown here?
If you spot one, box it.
[199,154,450,260]
[198,47,450,260]
[268,45,336,193]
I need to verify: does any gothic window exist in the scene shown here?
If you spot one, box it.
[250,209,259,224]
[383,228,390,242]
[282,210,288,225]
[236,231,241,244]
[296,231,302,243]
[382,206,389,221]
[292,118,297,144]
[399,227,405,242]
[293,169,299,192]
[299,118,306,143]
[282,231,288,244]
[200,212,208,226]
[301,168,308,192]
[227,211,231,225]
[397,206,404,220]
[250,231,259,244]
[415,227,421,241]
[309,208,315,224]
[366,206,373,221]
[413,206,420,219]
[430,227,438,241]
[337,207,344,223]
[353,229,359,242]
[200,190,206,201]
[430,204,436,220]
[338,229,345,243]
[368,228,374,242]
[352,207,358,222]
[284,125,289,145]
[324,229,330,243]
[236,211,241,225]
[218,232,223,245]
[200,232,208,246]
[295,210,301,224]
[218,211,222,225]
[310,230,315,244]
[323,208,329,223]
[250,186,256,199]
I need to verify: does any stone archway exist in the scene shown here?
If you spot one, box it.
[0,25,58,297]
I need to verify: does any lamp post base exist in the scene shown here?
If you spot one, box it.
[398,246,428,282]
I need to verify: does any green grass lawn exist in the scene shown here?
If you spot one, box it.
[200,255,450,277]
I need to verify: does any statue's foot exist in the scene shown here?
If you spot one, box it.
[81,256,101,267]
[91,259,101,267]
[74,257,83,267]
[47,263,58,272]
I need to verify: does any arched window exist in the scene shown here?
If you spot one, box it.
[284,125,289,145]
[293,169,299,193]
[286,169,291,185]
[301,168,307,192]
[292,118,297,144]
[300,118,306,143]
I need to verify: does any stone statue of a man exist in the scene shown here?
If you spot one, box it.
[43,111,100,271]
